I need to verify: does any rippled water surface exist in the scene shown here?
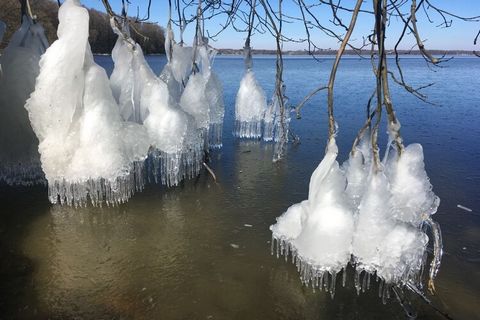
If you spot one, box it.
[0,55,479,319]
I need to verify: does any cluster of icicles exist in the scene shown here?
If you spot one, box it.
[0,0,224,206]
[233,46,289,143]
[270,132,442,301]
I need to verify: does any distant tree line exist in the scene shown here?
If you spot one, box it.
[0,0,165,54]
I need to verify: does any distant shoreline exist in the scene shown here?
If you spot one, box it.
[216,49,477,56]
[92,49,478,56]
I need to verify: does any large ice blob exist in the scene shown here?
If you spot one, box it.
[25,0,149,206]
[234,70,267,139]
[271,139,354,295]
[110,26,203,187]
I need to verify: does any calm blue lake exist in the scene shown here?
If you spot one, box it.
[0,54,479,319]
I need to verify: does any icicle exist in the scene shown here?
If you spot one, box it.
[366,271,371,290]
[329,271,337,298]
[262,94,278,142]
[361,269,368,293]
[424,217,443,293]
[354,269,361,295]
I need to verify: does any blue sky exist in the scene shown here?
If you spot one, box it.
[81,0,480,50]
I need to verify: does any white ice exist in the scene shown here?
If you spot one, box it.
[180,72,210,134]
[25,0,149,206]
[0,16,48,185]
[164,31,224,150]
[159,22,187,103]
[196,45,224,148]
[271,139,355,292]
[351,142,436,289]
[110,22,203,186]
[170,43,193,87]
[272,127,439,297]
[159,63,183,103]
[205,69,224,148]
[387,143,440,226]
[343,134,371,209]
[137,48,203,185]
[110,22,137,122]
[352,171,428,287]
[234,70,267,139]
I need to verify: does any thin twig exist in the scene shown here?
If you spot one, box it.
[202,162,217,182]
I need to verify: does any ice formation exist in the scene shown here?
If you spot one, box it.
[233,41,288,150]
[343,134,371,208]
[271,131,441,300]
[179,44,224,148]
[205,67,224,148]
[180,72,210,133]
[25,0,149,206]
[110,23,137,122]
[271,139,355,296]
[0,16,48,185]
[110,20,203,186]
[351,170,428,299]
[263,86,290,147]
[262,97,277,142]
[170,42,194,88]
[132,45,203,186]
[234,46,268,139]
[386,143,440,227]
[159,22,224,150]
[159,23,191,103]
[110,13,225,187]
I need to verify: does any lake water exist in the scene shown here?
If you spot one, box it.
[0,55,479,319]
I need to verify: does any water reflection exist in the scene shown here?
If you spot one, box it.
[0,149,477,319]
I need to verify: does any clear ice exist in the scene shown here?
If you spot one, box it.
[263,86,291,153]
[25,0,150,206]
[0,16,48,185]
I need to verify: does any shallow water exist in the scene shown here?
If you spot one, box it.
[0,55,479,319]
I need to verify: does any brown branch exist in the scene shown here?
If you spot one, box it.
[295,86,328,118]
[327,0,364,140]
[202,162,217,182]
[411,0,439,65]
[351,89,376,155]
